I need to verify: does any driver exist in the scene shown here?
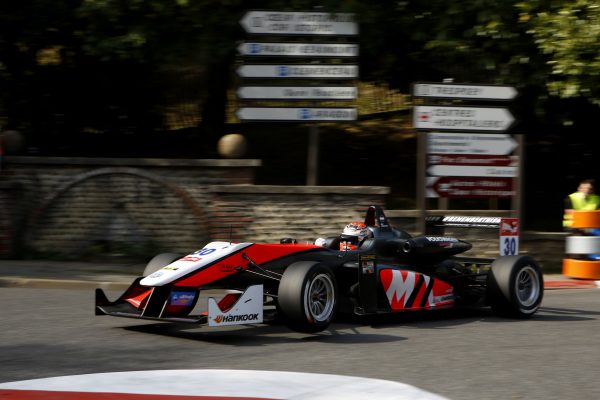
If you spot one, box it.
[339,221,372,251]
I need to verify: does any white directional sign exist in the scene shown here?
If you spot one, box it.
[236,107,357,122]
[240,11,358,36]
[427,133,518,155]
[238,42,359,57]
[414,106,515,132]
[237,86,357,100]
[413,83,518,101]
[427,165,518,177]
[237,64,358,79]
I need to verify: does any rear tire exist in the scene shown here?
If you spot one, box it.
[143,253,182,277]
[487,255,544,318]
[278,262,337,333]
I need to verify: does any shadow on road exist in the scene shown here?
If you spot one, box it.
[122,321,407,345]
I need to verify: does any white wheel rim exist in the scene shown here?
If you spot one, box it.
[304,273,335,323]
[515,266,540,307]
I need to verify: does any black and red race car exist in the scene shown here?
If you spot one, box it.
[96,206,544,333]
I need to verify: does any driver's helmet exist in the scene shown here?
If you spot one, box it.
[339,222,371,251]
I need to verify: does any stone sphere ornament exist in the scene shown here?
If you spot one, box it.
[217,133,247,158]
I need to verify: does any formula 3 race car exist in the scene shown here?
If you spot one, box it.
[95,206,544,333]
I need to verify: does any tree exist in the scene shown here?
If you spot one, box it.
[518,0,600,105]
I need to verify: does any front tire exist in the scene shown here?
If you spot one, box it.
[487,255,544,318]
[278,262,337,333]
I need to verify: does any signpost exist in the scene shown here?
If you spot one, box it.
[237,86,357,100]
[236,64,358,79]
[236,107,357,122]
[426,177,515,198]
[427,165,517,178]
[412,81,521,234]
[239,11,358,36]
[238,42,359,57]
[237,10,359,186]
[413,83,518,101]
[427,133,517,155]
[414,106,515,132]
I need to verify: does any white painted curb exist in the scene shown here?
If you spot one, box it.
[0,369,448,400]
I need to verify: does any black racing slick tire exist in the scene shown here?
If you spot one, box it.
[277,262,337,333]
[487,255,544,318]
[143,253,183,277]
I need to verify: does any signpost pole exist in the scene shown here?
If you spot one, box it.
[513,134,525,220]
[307,124,319,185]
[417,131,427,234]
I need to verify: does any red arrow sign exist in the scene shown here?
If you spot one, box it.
[428,177,515,198]
[428,154,517,167]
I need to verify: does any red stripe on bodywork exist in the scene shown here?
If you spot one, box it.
[0,390,276,400]
[174,244,320,287]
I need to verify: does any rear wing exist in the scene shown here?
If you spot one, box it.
[425,216,502,232]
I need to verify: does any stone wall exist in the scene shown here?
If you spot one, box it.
[0,157,389,260]
[0,157,567,270]
[1,157,260,259]
[209,185,389,244]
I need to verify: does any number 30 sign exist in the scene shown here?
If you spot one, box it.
[499,218,519,256]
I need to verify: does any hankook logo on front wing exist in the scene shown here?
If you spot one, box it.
[212,313,260,324]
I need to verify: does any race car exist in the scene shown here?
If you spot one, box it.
[95,206,544,333]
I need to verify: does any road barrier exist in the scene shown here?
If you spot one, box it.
[563,210,600,279]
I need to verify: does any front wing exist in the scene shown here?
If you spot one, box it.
[95,281,265,326]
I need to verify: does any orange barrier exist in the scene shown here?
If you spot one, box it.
[563,210,600,279]
[572,210,600,229]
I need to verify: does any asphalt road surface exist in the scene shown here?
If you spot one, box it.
[0,287,598,400]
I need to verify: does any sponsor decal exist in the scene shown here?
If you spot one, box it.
[181,256,202,262]
[425,236,459,242]
[218,264,237,273]
[208,285,264,327]
[442,216,501,224]
[169,291,196,306]
[148,271,164,278]
[212,313,261,324]
[162,266,179,271]
[360,254,376,274]
[380,269,455,310]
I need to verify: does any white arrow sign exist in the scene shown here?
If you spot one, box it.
[238,42,359,57]
[236,107,357,122]
[427,133,518,155]
[413,83,518,100]
[240,11,358,36]
[237,64,358,79]
[237,86,357,100]
[427,165,518,177]
[414,106,515,132]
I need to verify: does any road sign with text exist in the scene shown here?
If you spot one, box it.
[427,133,517,155]
[236,107,357,122]
[426,177,515,198]
[237,86,357,100]
[413,83,517,101]
[238,42,359,57]
[240,11,358,36]
[414,106,515,132]
[237,64,358,79]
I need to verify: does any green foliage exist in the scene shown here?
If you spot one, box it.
[518,0,600,104]
[0,0,599,153]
